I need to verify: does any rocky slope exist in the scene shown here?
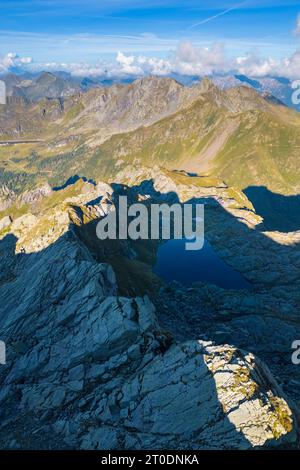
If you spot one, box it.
[2,72,83,102]
[1,77,300,195]
[212,75,295,109]
[3,72,295,109]
[0,169,298,449]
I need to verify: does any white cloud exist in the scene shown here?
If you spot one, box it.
[170,41,300,79]
[2,13,300,80]
[173,41,228,75]
[1,40,300,80]
[111,42,229,77]
[136,56,171,75]
[0,52,32,73]
[281,49,300,78]
[235,53,278,77]
[116,51,143,75]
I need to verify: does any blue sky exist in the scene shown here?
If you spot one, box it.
[1,0,300,77]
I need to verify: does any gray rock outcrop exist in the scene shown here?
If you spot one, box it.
[0,173,298,449]
[0,221,296,449]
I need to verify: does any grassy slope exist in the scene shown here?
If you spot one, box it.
[1,86,300,195]
[213,110,300,193]
[78,96,300,194]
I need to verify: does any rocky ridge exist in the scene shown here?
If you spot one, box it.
[1,76,300,195]
[0,169,298,449]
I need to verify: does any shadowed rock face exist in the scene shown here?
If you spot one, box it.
[0,173,298,450]
[0,232,295,450]
[244,186,300,232]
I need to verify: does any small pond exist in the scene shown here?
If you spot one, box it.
[153,238,251,289]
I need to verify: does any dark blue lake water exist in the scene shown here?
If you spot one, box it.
[153,238,250,290]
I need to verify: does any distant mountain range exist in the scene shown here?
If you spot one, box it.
[1,72,86,102]
[0,71,297,110]
[211,74,295,109]
[1,75,299,196]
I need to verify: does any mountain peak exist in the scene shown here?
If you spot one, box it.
[131,75,183,91]
[197,77,217,93]
[36,71,58,83]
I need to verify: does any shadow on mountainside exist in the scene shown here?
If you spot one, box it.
[0,233,257,450]
[74,180,300,388]
[0,179,299,448]
[53,174,96,191]
[75,179,300,408]
[71,178,300,298]
[244,186,300,232]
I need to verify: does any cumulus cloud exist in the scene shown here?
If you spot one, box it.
[111,42,300,79]
[173,41,228,75]
[116,51,143,75]
[232,49,300,79]
[281,49,300,78]
[2,14,300,79]
[0,52,32,73]
[112,42,230,77]
[170,41,300,79]
[2,40,300,80]
[234,53,279,77]
[136,56,171,76]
